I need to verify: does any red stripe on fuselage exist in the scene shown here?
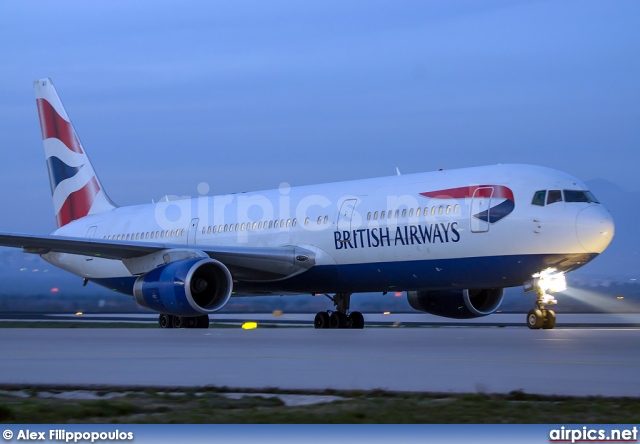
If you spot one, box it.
[36,98,84,154]
[420,185,514,201]
[55,177,100,227]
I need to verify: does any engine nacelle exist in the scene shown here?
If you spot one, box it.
[133,258,232,317]
[407,288,504,319]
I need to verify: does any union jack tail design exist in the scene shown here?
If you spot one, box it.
[34,78,116,228]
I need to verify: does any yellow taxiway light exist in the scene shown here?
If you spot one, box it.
[241,322,258,330]
[272,310,283,317]
[75,312,83,316]
[383,311,391,315]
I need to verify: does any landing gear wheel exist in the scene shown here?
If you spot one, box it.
[314,312,330,329]
[542,310,556,329]
[526,309,545,330]
[172,316,197,328]
[314,293,366,329]
[330,311,348,329]
[195,315,210,329]
[158,314,174,328]
[349,311,364,329]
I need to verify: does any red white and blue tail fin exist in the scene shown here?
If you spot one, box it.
[34,78,116,228]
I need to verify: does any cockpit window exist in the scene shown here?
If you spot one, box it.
[547,190,563,205]
[564,190,600,204]
[532,190,546,206]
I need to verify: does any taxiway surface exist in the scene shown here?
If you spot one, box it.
[0,327,638,397]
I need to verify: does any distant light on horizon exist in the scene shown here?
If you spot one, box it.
[50,287,59,293]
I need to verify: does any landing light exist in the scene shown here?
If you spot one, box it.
[617,296,624,300]
[242,322,257,330]
[532,268,567,294]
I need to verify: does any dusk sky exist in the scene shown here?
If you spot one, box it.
[0,1,638,277]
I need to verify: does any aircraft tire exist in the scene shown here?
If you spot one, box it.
[314,312,330,329]
[349,311,364,329]
[542,310,556,329]
[330,311,348,329]
[158,314,174,329]
[196,315,210,328]
[526,309,545,330]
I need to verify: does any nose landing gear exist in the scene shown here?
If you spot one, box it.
[314,292,365,329]
[524,268,566,330]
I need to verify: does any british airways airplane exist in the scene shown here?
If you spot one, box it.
[0,78,615,330]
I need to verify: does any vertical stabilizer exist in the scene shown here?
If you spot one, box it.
[34,78,116,228]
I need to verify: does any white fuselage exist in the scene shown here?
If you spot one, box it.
[42,164,614,296]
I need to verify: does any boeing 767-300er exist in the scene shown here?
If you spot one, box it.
[0,78,615,329]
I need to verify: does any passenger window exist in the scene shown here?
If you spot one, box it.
[304,217,309,226]
[402,209,407,218]
[416,208,421,217]
[380,211,386,219]
[324,216,328,224]
[234,224,238,232]
[431,207,436,215]
[547,190,563,205]
[274,220,279,228]
[438,206,443,215]
[454,204,460,214]
[367,212,371,221]
[286,219,291,227]
[395,210,399,218]
[424,207,428,216]
[373,211,378,220]
[257,222,261,230]
[446,205,451,214]
[532,190,546,206]
[292,218,297,227]
[409,209,414,217]
[317,216,322,225]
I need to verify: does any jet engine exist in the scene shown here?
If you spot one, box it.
[133,258,232,317]
[407,288,504,319]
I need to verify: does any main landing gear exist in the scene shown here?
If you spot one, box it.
[525,268,566,330]
[158,314,209,329]
[314,292,365,329]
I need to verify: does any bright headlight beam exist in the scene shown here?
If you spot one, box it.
[532,268,567,294]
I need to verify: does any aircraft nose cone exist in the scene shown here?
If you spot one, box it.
[576,206,615,253]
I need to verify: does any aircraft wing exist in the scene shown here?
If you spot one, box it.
[0,232,315,281]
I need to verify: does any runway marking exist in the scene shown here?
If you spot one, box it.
[3,350,639,367]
